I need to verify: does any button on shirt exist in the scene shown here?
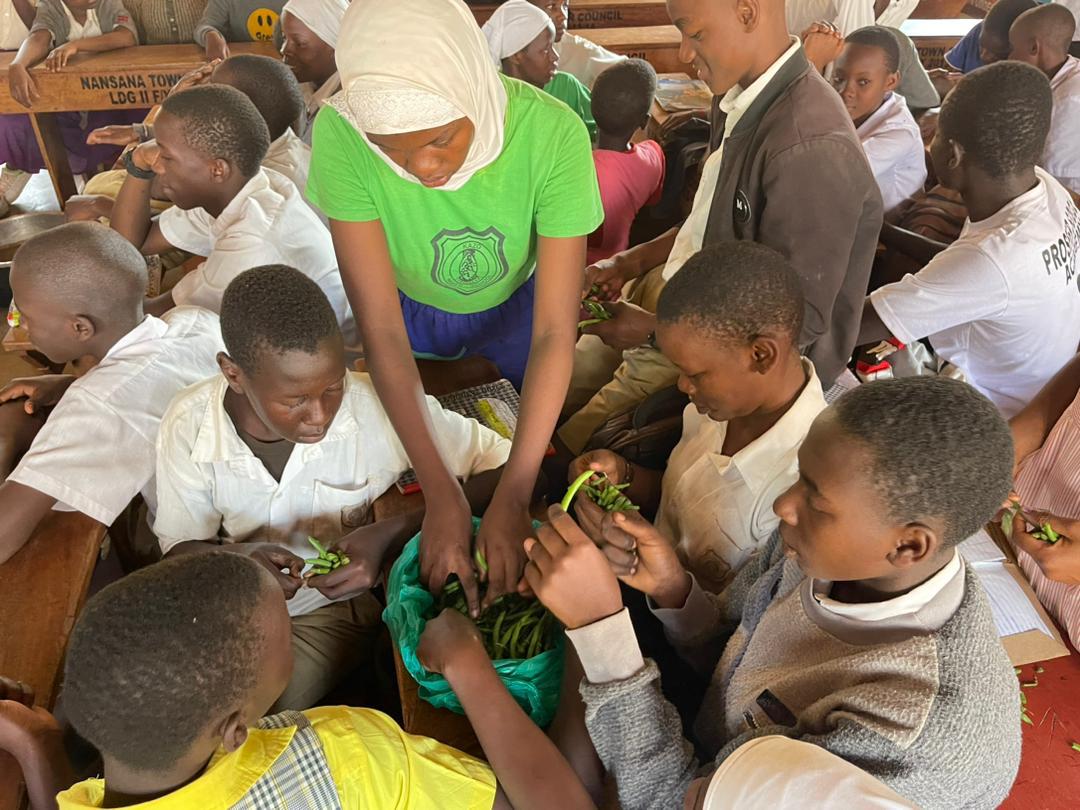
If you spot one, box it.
[9,308,223,524]
[154,371,511,617]
[655,359,827,593]
[1043,55,1080,195]
[857,92,926,216]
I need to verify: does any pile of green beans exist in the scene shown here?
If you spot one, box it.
[562,470,639,513]
[1001,500,1060,544]
[579,286,613,329]
[433,580,557,660]
[304,536,350,574]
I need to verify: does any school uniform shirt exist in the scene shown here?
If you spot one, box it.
[1042,55,1080,195]
[29,0,135,45]
[543,71,596,140]
[856,92,926,216]
[874,0,919,29]
[655,360,827,594]
[262,127,327,225]
[124,0,205,44]
[58,706,497,809]
[154,371,511,617]
[0,0,34,50]
[8,308,222,525]
[587,139,665,265]
[786,0,873,37]
[158,167,354,342]
[554,31,624,89]
[871,168,1080,417]
[945,22,982,73]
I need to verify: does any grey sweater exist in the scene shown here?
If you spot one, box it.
[572,533,1021,810]
[193,0,283,46]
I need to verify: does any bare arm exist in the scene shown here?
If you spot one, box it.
[0,482,59,565]
[11,0,35,30]
[1010,352,1080,470]
[62,27,136,54]
[0,402,45,481]
[11,29,50,68]
[110,144,174,256]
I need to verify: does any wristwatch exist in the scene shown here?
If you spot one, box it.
[123,149,155,180]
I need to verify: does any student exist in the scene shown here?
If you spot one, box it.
[528,377,1022,808]
[587,59,664,265]
[154,265,511,709]
[559,0,882,454]
[482,0,596,139]
[885,26,941,112]
[0,0,35,53]
[861,61,1080,418]
[0,0,144,217]
[527,0,624,89]
[570,243,827,593]
[945,0,1037,74]
[110,84,354,344]
[124,0,206,44]
[307,0,602,615]
[0,222,222,565]
[194,0,284,61]
[833,26,926,217]
[280,0,346,144]
[1010,3,1080,195]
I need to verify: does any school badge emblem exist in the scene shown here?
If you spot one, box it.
[430,227,510,296]
[733,190,751,224]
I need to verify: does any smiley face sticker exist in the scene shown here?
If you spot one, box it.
[246,8,279,41]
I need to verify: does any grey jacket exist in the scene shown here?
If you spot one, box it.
[704,48,883,386]
[30,0,138,45]
[193,0,283,46]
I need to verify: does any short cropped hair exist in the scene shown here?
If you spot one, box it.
[63,552,269,772]
[985,0,1039,42]
[591,58,657,138]
[220,265,341,375]
[160,84,270,177]
[1014,4,1077,54]
[938,60,1051,179]
[214,54,305,141]
[845,26,901,73]
[831,377,1013,548]
[656,242,804,344]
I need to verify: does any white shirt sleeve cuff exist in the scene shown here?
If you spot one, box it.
[565,607,646,684]
[867,288,919,346]
[648,574,717,641]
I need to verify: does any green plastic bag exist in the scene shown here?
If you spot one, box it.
[383,520,565,727]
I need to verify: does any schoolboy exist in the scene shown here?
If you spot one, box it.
[110,83,354,342]
[0,551,590,809]
[528,377,1021,808]
[1010,3,1080,194]
[527,0,624,88]
[194,0,284,61]
[571,243,826,593]
[861,61,1080,418]
[587,59,665,265]
[945,0,1037,73]
[0,222,222,565]
[833,26,926,217]
[154,266,511,710]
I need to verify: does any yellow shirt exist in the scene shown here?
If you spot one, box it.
[57,707,497,810]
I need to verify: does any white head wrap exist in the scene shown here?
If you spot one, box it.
[281,0,348,49]
[481,0,556,66]
[330,0,507,191]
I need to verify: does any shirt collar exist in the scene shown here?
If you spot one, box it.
[208,171,272,237]
[718,36,801,125]
[100,315,168,363]
[857,92,901,134]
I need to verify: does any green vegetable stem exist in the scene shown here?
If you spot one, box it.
[304,535,351,574]
[560,470,639,513]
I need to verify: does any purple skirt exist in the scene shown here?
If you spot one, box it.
[399,275,535,390]
[0,108,148,174]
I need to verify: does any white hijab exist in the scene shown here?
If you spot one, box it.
[330,0,508,191]
[481,0,555,66]
[281,0,347,49]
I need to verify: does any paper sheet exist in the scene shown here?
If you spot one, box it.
[959,529,1006,565]
[969,562,1054,639]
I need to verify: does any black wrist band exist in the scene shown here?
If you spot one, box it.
[123,149,154,180]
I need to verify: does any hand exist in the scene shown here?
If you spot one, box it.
[1012,512,1080,586]
[44,41,78,72]
[476,495,532,609]
[304,524,385,601]
[582,300,656,351]
[568,449,626,485]
[647,107,707,145]
[86,125,141,147]
[169,59,220,96]
[800,22,844,73]
[596,509,690,608]
[130,140,161,174]
[0,677,34,708]
[241,544,304,599]
[8,64,38,108]
[419,491,481,617]
[204,31,229,63]
[523,504,623,629]
[584,254,638,301]
[63,195,112,223]
[417,608,489,677]
[0,374,75,415]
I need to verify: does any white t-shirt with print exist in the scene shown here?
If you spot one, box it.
[857,92,926,216]
[1043,56,1080,195]
[871,168,1080,417]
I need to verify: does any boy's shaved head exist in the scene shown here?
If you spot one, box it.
[160,84,270,178]
[1013,4,1076,55]
[12,221,146,319]
[212,54,305,141]
[592,59,657,139]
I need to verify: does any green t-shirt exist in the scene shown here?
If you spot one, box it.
[543,71,596,141]
[307,75,604,314]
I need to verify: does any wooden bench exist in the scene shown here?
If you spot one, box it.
[0,43,277,209]
[570,25,683,74]
[0,511,107,810]
[900,17,982,70]
[471,0,669,28]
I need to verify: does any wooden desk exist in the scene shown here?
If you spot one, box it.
[900,18,981,70]
[0,511,107,810]
[471,0,669,28]
[571,25,683,75]
[911,0,976,18]
[0,43,278,207]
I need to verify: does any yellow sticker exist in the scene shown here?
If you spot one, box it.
[246,8,279,42]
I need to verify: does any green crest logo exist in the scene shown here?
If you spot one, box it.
[430,227,509,296]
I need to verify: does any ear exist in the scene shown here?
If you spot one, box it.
[217,351,246,394]
[886,523,937,569]
[948,139,965,172]
[736,0,759,31]
[748,334,781,375]
[219,710,250,754]
[209,157,232,185]
[884,71,900,93]
[70,314,96,344]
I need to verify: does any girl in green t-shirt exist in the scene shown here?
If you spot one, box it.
[481,0,597,140]
[307,0,602,616]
